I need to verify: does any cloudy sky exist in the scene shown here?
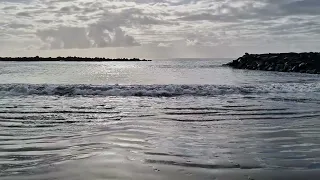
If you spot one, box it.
[1,0,320,58]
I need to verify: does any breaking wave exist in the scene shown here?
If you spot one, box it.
[0,83,319,97]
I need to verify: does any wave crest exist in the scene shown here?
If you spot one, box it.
[0,83,318,97]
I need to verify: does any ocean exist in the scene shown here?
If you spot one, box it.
[0,59,319,180]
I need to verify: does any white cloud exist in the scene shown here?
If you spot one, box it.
[1,0,320,57]
[158,42,172,47]
[186,39,198,46]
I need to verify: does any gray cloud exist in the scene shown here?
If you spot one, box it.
[5,23,33,29]
[280,0,320,15]
[37,25,140,49]
[16,11,31,17]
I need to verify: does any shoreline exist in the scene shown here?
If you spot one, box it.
[225,52,320,74]
[0,56,151,62]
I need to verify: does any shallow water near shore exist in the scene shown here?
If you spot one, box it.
[0,59,320,180]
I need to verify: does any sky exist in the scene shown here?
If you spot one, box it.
[1,0,320,58]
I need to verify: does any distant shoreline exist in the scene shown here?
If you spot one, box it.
[0,56,151,62]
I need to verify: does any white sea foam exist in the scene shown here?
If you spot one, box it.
[0,83,319,97]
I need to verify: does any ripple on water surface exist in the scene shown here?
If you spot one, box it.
[0,94,320,179]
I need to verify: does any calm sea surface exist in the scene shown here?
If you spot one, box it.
[0,59,319,180]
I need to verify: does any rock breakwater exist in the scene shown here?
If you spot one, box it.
[225,52,320,74]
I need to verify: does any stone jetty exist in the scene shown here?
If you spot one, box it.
[225,52,320,74]
[0,56,151,62]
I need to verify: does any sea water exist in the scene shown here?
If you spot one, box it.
[0,59,319,180]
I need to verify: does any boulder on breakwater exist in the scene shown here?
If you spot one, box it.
[225,52,320,74]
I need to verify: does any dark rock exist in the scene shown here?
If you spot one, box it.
[225,52,320,74]
[267,66,274,71]
[291,66,298,72]
[275,64,284,71]
[299,63,306,68]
